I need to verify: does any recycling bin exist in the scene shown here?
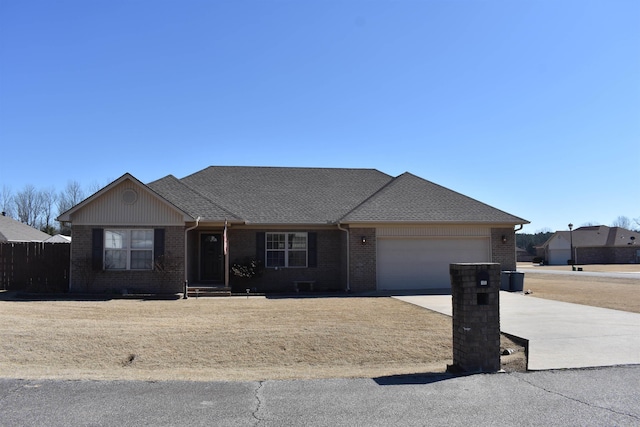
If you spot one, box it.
[500,271,511,291]
[510,271,525,292]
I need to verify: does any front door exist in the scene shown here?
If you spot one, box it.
[200,233,223,282]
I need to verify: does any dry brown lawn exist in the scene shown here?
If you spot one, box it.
[0,296,462,382]
[517,263,640,313]
[3,264,635,382]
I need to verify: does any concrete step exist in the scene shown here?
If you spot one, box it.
[187,286,231,297]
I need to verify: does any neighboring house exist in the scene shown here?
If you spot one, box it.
[57,166,529,295]
[0,212,52,242]
[44,234,72,243]
[537,226,640,265]
[516,247,534,262]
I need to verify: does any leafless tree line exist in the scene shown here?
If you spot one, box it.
[1,181,102,234]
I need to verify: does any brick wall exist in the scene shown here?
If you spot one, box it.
[577,246,640,264]
[348,228,376,292]
[450,263,501,372]
[491,227,516,270]
[227,228,345,293]
[70,225,184,294]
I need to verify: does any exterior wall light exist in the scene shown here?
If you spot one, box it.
[361,236,367,245]
[501,235,507,244]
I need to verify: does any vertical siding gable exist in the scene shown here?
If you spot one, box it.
[71,180,185,226]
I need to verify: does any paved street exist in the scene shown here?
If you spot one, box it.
[1,366,639,426]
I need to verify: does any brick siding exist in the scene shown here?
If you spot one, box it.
[227,228,345,293]
[577,246,640,264]
[348,228,377,292]
[70,225,184,294]
[491,227,516,271]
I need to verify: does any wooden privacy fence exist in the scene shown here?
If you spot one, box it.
[0,242,70,292]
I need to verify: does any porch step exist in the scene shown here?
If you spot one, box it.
[187,286,231,297]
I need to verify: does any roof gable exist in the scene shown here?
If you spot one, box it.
[341,172,528,224]
[57,173,194,225]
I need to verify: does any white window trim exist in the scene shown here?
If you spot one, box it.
[104,229,154,271]
[265,232,308,268]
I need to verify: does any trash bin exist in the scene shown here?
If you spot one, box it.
[510,271,525,292]
[500,271,511,291]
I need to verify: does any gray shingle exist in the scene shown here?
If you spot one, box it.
[341,172,528,224]
[0,214,52,242]
[147,175,241,221]
[145,167,527,226]
[179,166,393,224]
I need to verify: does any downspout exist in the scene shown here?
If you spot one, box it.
[337,223,351,292]
[183,217,200,299]
[514,224,524,270]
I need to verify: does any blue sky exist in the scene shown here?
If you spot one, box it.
[1,0,638,232]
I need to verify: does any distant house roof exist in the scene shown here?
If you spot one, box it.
[0,214,52,242]
[147,166,528,226]
[44,234,72,243]
[543,226,640,248]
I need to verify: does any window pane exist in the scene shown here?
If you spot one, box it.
[266,251,285,267]
[288,250,307,267]
[267,233,286,250]
[131,230,153,249]
[105,230,127,249]
[105,250,127,269]
[288,233,307,250]
[131,250,152,270]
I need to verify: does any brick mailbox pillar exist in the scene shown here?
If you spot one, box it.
[448,263,501,373]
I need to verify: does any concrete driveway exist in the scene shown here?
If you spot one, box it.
[394,292,640,370]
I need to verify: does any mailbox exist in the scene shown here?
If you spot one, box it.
[477,270,490,287]
[449,263,501,373]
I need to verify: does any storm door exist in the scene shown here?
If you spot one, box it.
[200,233,223,282]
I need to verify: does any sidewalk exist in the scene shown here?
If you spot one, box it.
[394,292,640,370]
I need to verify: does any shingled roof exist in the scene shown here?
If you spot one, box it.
[146,166,527,226]
[549,226,640,247]
[341,172,527,224]
[147,174,242,222]
[0,214,52,242]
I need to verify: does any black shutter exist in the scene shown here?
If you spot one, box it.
[154,228,165,268]
[308,232,317,268]
[92,228,103,271]
[256,232,265,265]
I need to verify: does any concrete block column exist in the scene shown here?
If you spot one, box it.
[448,263,501,373]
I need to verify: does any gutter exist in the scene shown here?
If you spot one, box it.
[183,217,200,299]
[337,223,351,292]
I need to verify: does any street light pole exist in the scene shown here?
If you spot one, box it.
[568,223,574,267]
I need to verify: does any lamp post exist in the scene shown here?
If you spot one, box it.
[568,223,574,267]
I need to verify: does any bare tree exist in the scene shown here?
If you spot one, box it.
[57,180,85,235]
[1,185,13,217]
[611,216,631,229]
[57,180,85,215]
[14,184,44,227]
[40,187,58,234]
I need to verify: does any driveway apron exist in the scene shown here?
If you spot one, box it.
[394,292,640,370]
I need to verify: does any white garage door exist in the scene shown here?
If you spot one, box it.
[377,238,490,291]
[548,249,571,265]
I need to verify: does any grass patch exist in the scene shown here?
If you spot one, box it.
[522,274,640,313]
[0,296,458,382]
